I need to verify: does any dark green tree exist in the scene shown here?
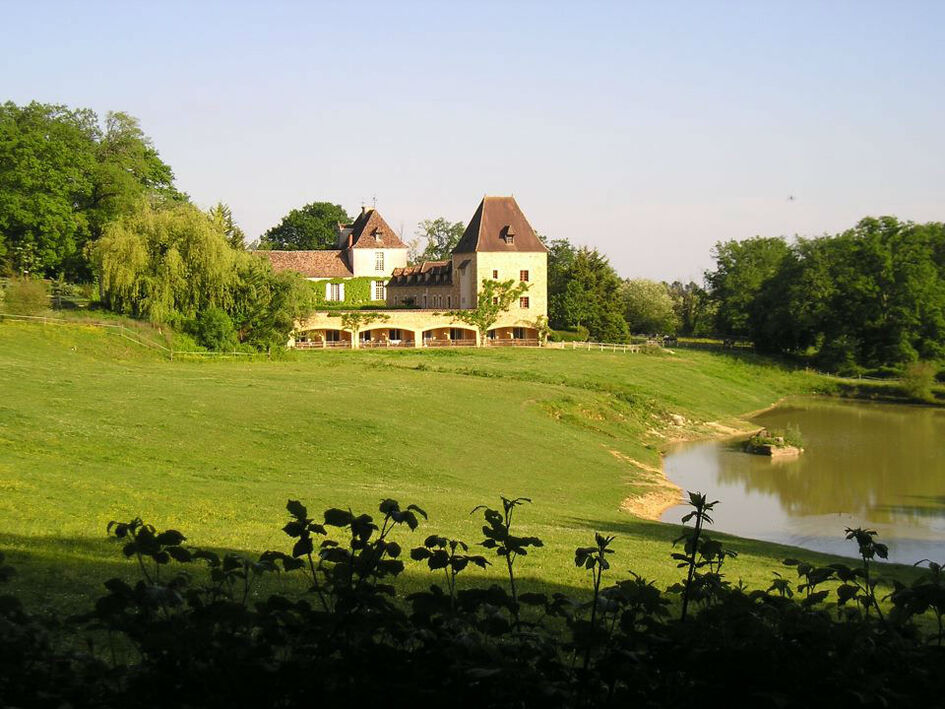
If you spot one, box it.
[548,244,629,343]
[705,236,791,339]
[666,281,715,336]
[0,101,181,279]
[752,217,945,369]
[0,102,96,277]
[416,217,464,261]
[260,202,350,250]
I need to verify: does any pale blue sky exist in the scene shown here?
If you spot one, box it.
[2,1,943,280]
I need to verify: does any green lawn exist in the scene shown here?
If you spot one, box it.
[0,319,901,611]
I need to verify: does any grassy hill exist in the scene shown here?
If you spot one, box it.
[0,319,870,611]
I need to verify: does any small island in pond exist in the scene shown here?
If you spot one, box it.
[744,427,805,458]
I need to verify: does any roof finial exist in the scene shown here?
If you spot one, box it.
[372,194,377,209]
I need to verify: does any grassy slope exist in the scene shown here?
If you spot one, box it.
[0,320,881,611]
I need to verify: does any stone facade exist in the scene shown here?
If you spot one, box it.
[263,195,548,348]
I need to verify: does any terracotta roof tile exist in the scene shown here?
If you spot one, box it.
[388,260,453,287]
[256,250,353,278]
[344,208,407,249]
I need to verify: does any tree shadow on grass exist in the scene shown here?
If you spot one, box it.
[563,514,924,583]
[0,531,594,615]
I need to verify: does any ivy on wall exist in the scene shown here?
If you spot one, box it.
[310,277,385,308]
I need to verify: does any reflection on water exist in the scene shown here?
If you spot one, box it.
[660,399,945,563]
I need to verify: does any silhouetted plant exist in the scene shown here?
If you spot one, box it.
[410,535,490,610]
[889,559,945,644]
[6,495,945,707]
[574,533,615,679]
[670,491,734,620]
[782,558,836,608]
[473,496,543,620]
[839,526,889,620]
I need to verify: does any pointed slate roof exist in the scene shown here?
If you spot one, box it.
[452,196,547,254]
[343,208,407,249]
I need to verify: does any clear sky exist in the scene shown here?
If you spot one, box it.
[2,1,943,281]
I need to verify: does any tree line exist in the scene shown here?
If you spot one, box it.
[707,217,945,372]
[4,100,942,366]
[0,101,312,350]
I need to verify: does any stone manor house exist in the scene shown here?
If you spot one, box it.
[257,196,548,348]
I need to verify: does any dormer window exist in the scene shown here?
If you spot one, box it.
[372,228,383,242]
[501,225,516,244]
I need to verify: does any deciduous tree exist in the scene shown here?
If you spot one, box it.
[415,217,465,261]
[622,279,679,335]
[260,202,350,250]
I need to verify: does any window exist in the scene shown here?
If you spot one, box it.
[423,294,428,307]
[487,330,497,340]
[492,269,498,279]
[450,328,467,341]
[374,280,385,300]
[360,331,371,342]
[513,327,525,339]
[327,282,344,302]
[389,328,402,341]
[519,297,530,309]
[447,296,451,308]
[325,330,340,342]
[520,270,529,282]
[492,297,499,305]
[375,251,385,271]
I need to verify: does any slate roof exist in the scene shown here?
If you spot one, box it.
[388,260,453,287]
[342,208,407,249]
[453,196,547,254]
[256,250,353,278]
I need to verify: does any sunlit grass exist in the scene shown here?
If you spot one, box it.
[0,319,908,612]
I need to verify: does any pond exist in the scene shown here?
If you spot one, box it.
[660,398,945,564]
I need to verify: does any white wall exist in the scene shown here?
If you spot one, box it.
[350,247,408,277]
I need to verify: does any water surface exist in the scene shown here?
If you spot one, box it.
[660,399,945,564]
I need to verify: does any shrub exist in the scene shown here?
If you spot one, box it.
[193,307,236,351]
[4,493,945,706]
[901,361,937,402]
[1,277,48,315]
[549,326,589,342]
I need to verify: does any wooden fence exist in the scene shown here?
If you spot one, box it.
[0,313,260,359]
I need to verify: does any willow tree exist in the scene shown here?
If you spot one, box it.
[92,201,236,323]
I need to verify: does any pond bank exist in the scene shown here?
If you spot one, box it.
[652,397,945,564]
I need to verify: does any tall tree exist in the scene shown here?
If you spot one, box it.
[415,218,464,261]
[705,236,791,339]
[0,102,96,276]
[666,281,715,336]
[0,101,181,279]
[259,202,350,250]
[88,111,183,239]
[548,244,629,343]
[622,279,679,335]
[208,202,247,249]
